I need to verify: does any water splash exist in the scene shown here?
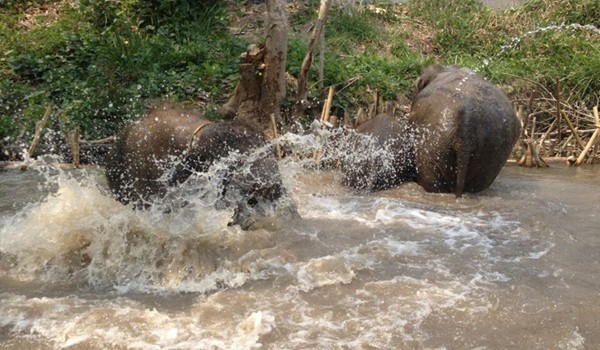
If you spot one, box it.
[479,22,600,71]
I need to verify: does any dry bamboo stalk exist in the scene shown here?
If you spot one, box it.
[561,111,586,150]
[320,85,335,127]
[556,77,562,141]
[530,115,537,139]
[27,104,53,158]
[343,111,350,129]
[575,128,600,165]
[270,113,283,160]
[367,90,380,119]
[354,107,368,128]
[538,119,556,145]
[328,115,338,128]
[80,136,115,145]
[72,127,80,167]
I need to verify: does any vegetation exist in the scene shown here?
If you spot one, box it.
[1,0,598,154]
[0,0,242,142]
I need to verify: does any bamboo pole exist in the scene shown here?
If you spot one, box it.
[270,113,283,160]
[575,106,600,165]
[64,127,81,167]
[556,77,562,142]
[27,104,53,158]
[561,111,586,150]
[320,85,335,126]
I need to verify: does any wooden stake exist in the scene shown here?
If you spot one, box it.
[27,104,53,158]
[64,127,81,167]
[320,85,335,127]
[343,111,350,129]
[555,77,562,142]
[270,113,283,160]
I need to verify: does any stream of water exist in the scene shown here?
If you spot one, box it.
[1,132,599,349]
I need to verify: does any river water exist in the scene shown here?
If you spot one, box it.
[0,143,599,349]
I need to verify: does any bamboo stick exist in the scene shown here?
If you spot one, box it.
[574,128,599,165]
[270,113,283,160]
[561,111,586,150]
[27,104,53,158]
[320,85,335,127]
[556,77,562,142]
[574,106,599,165]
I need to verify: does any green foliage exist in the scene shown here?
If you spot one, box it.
[0,0,241,142]
[406,0,600,105]
[326,6,381,52]
[520,0,600,27]
[407,0,499,56]
[1,0,598,144]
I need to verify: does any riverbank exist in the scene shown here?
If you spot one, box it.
[1,0,599,163]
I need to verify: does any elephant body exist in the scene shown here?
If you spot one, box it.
[105,103,287,229]
[342,113,415,191]
[410,65,520,196]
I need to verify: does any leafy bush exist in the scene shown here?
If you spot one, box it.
[0,0,240,142]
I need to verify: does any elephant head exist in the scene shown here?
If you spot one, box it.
[409,64,521,196]
[105,103,294,230]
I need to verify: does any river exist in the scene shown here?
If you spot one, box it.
[0,147,599,349]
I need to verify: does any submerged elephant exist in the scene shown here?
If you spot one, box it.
[410,64,520,196]
[105,103,291,229]
[341,112,416,191]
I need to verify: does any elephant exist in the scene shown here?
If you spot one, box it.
[341,112,416,191]
[105,102,293,230]
[409,64,521,197]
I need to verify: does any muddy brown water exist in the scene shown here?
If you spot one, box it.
[0,157,599,349]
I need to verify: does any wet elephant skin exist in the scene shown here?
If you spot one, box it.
[105,103,286,229]
[410,65,521,197]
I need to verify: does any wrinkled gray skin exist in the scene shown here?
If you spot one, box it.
[410,65,521,197]
[106,104,288,230]
[342,113,416,191]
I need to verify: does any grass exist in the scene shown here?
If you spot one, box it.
[1,0,599,147]
[405,0,600,104]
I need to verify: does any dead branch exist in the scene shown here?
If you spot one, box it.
[294,0,332,118]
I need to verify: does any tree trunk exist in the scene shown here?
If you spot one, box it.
[222,0,289,133]
[221,44,265,122]
[261,0,288,127]
[294,0,333,118]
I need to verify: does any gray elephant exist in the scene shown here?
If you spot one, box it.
[410,64,521,197]
[341,112,416,191]
[105,103,292,229]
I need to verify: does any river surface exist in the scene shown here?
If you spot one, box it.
[0,151,599,349]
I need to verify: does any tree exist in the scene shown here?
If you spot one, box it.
[222,0,288,132]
